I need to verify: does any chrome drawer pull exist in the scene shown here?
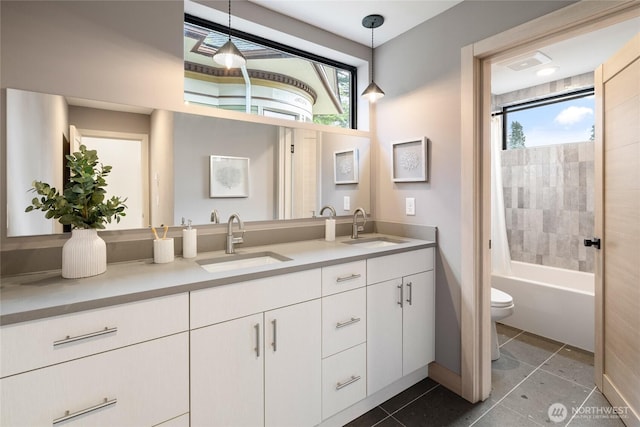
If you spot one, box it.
[53,397,117,425]
[397,284,403,308]
[53,327,118,347]
[336,317,361,329]
[336,273,361,283]
[336,375,361,390]
[271,319,277,352]
[254,323,260,357]
[406,282,413,305]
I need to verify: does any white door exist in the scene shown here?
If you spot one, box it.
[264,299,321,427]
[190,314,264,427]
[594,32,640,424]
[81,135,145,230]
[403,271,436,376]
[367,278,403,395]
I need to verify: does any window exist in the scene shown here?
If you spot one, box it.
[502,88,595,149]
[184,15,356,129]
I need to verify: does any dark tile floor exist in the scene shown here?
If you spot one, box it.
[344,323,626,427]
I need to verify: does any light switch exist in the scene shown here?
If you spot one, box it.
[343,196,351,211]
[406,197,416,216]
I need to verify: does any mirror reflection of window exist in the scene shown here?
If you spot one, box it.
[184,16,356,129]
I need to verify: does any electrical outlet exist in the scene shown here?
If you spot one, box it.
[343,196,350,211]
[406,197,416,216]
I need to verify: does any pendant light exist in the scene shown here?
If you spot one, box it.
[213,0,246,69]
[361,14,385,103]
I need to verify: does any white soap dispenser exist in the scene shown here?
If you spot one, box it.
[182,219,197,258]
[320,206,336,242]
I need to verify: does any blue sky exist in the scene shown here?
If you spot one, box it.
[507,95,594,147]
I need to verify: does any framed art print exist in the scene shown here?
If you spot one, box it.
[391,137,427,182]
[209,155,250,198]
[334,148,359,184]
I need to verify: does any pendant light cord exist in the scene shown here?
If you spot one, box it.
[370,25,375,83]
[228,0,232,41]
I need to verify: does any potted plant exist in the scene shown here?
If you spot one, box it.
[26,144,127,278]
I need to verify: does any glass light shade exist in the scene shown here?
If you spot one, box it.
[362,81,385,103]
[213,39,247,69]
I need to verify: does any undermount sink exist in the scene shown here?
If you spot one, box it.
[198,251,292,273]
[342,237,407,248]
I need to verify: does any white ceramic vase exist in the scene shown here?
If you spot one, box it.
[62,229,107,279]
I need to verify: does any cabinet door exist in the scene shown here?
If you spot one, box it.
[265,299,321,427]
[366,278,403,395]
[403,271,436,375]
[190,314,264,427]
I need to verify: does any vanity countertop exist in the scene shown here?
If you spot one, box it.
[0,234,435,326]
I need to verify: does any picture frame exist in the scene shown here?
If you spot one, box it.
[334,148,359,184]
[391,137,427,182]
[209,155,250,198]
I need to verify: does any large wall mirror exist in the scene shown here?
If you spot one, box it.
[5,88,370,237]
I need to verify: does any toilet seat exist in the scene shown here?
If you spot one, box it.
[491,288,514,308]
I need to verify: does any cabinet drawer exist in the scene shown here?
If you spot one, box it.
[322,260,366,296]
[322,343,366,420]
[322,288,366,358]
[1,293,188,378]
[367,248,434,285]
[191,269,321,329]
[0,333,189,427]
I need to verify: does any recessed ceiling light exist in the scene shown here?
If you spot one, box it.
[537,66,558,77]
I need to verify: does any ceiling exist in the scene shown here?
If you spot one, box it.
[245,1,638,94]
[491,16,640,94]
[247,0,463,47]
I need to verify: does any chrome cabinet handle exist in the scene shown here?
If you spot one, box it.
[406,282,413,305]
[336,375,361,390]
[336,317,361,329]
[336,273,361,283]
[271,319,277,352]
[53,326,117,347]
[53,397,117,425]
[397,284,403,308]
[254,323,260,357]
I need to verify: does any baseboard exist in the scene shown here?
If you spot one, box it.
[603,375,640,427]
[428,361,462,397]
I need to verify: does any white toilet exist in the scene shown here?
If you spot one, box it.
[491,287,515,361]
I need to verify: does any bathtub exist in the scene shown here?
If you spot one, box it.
[492,261,595,352]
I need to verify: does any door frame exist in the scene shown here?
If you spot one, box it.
[460,0,640,403]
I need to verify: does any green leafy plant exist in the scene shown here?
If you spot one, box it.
[25,145,127,229]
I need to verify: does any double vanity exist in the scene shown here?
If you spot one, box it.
[0,233,436,426]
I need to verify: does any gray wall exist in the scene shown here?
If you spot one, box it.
[373,1,575,374]
[173,113,278,224]
[69,106,151,136]
[502,142,594,272]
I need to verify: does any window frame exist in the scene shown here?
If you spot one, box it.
[501,87,595,150]
[185,14,358,129]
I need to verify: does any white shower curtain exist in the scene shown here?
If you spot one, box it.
[491,116,512,275]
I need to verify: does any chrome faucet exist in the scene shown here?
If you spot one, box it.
[211,209,220,224]
[319,205,336,218]
[351,207,367,239]
[226,213,245,254]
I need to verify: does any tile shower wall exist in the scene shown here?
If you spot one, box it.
[502,142,594,272]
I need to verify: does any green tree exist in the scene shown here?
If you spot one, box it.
[508,120,526,149]
[313,70,351,128]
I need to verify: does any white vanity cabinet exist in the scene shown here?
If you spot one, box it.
[189,269,322,427]
[0,294,190,427]
[366,248,435,395]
